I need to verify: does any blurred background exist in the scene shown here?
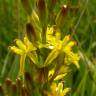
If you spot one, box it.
[0,0,96,96]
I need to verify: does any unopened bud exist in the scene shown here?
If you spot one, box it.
[5,78,12,85]
[11,82,17,96]
[26,23,37,44]
[21,85,29,96]
[16,78,22,95]
[56,5,69,28]
[5,78,12,96]
[37,0,48,27]
[16,78,22,90]
[24,72,33,95]
[27,9,42,43]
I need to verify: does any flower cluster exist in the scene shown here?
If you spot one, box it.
[10,27,80,76]
[9,4,80,95]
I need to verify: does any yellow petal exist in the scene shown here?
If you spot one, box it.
[24,36,37,51]
[46,26,54,35]
[62,35,70,46]
[15,39,26,51]
[51,83,57,92]
[58,83,63,93]
[10,46,23,54]
[63,41,76,51]
[28,52,38,65]
[56,41,62,50]
[63,88,70,96]
[55,29,61,40]
[54,73,67,81]
[48,69,55,80]
[73,61,80,69]
[28,10,40,23]
[65,52,80,68]
[57,65,69,74]
[70,53,80,68]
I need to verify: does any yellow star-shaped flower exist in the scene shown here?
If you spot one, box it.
[10,36,37,76]
[44,28,80,68]
[49,83,70,96]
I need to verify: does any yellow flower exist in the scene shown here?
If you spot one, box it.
[65,52,80,68]
[10,36,37,76]
[49,83,70,96]
[48,65,69,81]
[46,26,61,49]
[61,35,80,68]
[44,34,80,68]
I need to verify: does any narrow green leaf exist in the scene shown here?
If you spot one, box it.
[44,48,59,67]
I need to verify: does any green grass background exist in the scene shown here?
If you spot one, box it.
[0,0,96,96]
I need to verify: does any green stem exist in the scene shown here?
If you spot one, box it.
[42,26,46,44]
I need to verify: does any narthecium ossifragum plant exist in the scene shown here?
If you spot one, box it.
[9,0,80,96]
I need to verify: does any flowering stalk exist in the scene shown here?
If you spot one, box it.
[8,1,80,96]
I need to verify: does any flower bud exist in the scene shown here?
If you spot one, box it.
[37,0,48,27]
[16,78,22,95]
[11,82,17,96]
[21,85,29,96]
[56,5,69,28]
[5,78,12,96]
[24,72,33,95]
[26,23,37,44]
[27,10,42,44]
